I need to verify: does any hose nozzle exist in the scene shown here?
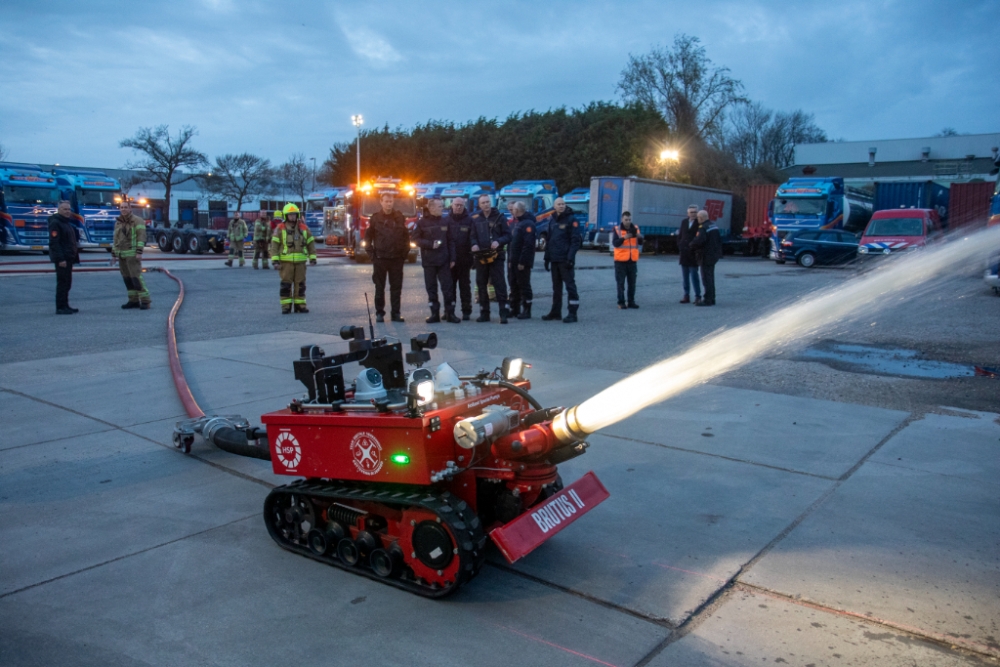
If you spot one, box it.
[551,405,589,445]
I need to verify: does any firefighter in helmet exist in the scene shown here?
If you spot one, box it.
[269,204,317,313]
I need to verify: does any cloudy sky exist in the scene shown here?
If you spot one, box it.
[2,0,997,169]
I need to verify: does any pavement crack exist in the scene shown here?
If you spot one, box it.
[0,514,257,600]
[0,387,121,429]
[598,432,838,480]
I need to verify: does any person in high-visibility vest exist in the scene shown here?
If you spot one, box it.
[269,204,316,313]
[612,211,644,309]
[113,200,151,309]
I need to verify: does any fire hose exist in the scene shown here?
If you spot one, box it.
[153,266,270,460]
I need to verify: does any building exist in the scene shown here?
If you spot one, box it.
[783,133,1000,185]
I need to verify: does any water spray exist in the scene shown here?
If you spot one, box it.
[552,225,1000,443]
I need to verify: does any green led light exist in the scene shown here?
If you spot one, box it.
[391,454,410,464]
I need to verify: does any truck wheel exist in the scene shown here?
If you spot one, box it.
[797,252,816,268]
[157,232,171,252]
[186,234,205,254]
[171,232,189,254]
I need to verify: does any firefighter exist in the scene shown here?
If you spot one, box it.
[269,204,316,314]
[542,197,583,323]
[270,208,284,269]
[225,213,248,267]
[253,211,271,269]
[413,197,460,323]
[508,201,537,319]
[612,211,643,309]
[113,200,151,309]
[446,197,475,320]
[365,192,410,323]
[470,193,511,324]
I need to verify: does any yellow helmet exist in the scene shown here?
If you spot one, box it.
[282,203,300,216]
[274,209,284,220]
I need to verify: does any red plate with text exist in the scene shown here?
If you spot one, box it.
[489,471,610,563]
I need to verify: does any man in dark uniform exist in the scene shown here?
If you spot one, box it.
[365,192,410,323]
[508,201,537,319]
[48,200,80,314]
[690,209,722,306]
[413,198,460,323]
[542,197,583,323]
[678,204,702,304]
[446,197,475,320]
[470,193,511,324]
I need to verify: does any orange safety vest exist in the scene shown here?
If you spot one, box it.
[613,225,640,262]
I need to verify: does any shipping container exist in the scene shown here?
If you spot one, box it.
[588,176,732,253]
[947,182,994,230]
[873,181,950,226]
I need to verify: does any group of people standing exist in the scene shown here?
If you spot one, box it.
[364,192,584,325]
[677,204,723,306]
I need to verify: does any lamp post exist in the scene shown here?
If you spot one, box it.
[351,114,364,186]
[659,149,680,182]
[310,157,317,191]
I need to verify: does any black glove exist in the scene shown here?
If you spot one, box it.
[309,259,317,265]
[566,259,575,269]
[544,261,550,272]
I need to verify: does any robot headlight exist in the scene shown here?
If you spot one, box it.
[501,357,526,381]
[413,379,435,406]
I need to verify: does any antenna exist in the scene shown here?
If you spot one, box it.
[364,292,375,339]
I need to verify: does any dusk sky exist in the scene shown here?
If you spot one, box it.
[2,0,997,169]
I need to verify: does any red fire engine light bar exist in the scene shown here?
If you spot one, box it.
[489,471,610,563]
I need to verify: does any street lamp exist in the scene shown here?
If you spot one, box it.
[659,149,680,182]
[351,114,364,186]
[310,157,317,191]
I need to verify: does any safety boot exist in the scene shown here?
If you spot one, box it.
[516,303,532,320]
[224,259,233,267]
[294,305,309,313]
[509,301,521,318]
[239,259,245,267]
[499,308,509,324]
[476,312,490,323]
[426,310,441,324]
[252,261,259,269]
[139,302,151,310]
[121,301,140,310]
[282,306,292,314]
[541,308,561,321]
[562,306,578,323]
[263,261,270,269]
[445,311,461,324]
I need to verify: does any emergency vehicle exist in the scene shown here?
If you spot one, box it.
[344,178,419,263]
[0,163,70,253]
[55,169,123,249]
[497,180,559,249]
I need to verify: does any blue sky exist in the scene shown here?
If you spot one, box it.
[1,0,997,168]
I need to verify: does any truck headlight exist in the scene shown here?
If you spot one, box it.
[410,242,417,248]
[859,247,868,254]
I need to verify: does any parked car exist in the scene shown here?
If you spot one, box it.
[774,229,859,267]
[857,208,942,259]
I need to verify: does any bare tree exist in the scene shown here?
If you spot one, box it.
[724,103,826,169]
[617,34,746,140]
[279,153,311,211]
[119,125,207,227]
[936,128,959,137]
[201,153,274,213]
[0,142,8,162]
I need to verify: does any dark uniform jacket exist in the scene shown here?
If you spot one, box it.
[690,222,723,266]
[413,214,455,267]
[544,208,583,264]
[365,209,410,260]
[47,214,79,265]
[470,208,511,262]
[678,217,699,267]
[445,210,474,264]
[509,212,537,268]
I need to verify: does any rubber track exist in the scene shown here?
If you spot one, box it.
[265,479,488,598]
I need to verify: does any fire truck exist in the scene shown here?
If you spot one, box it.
[344,178,419,263]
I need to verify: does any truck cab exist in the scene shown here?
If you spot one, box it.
[769,177,872,262]
[54,169,123,249]
[562,188,592,247]
[497,180,558,249]
[441,182,496,214]
[0,163,66,253]
[345,178,419,263]
[858,208,941,259]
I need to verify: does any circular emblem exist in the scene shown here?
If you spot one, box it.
[351,431,384,476]
[274,431,302,469]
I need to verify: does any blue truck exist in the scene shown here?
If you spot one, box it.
[589,176,733,253]
[497,180,559,248]
[769,177,873,262]
[54,169,124,249]
[0,163,71,253]
[440,182,495,213]
[561,187,592,247]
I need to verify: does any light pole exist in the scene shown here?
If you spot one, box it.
[659,149,680,182]
[351,114,364,186]
[310,157,317,191]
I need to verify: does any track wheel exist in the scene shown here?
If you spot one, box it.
[265,492,315,548]
[399,508,460,589]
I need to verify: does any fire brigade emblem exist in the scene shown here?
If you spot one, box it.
[274,431,302,469]
[351,431,383,475]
